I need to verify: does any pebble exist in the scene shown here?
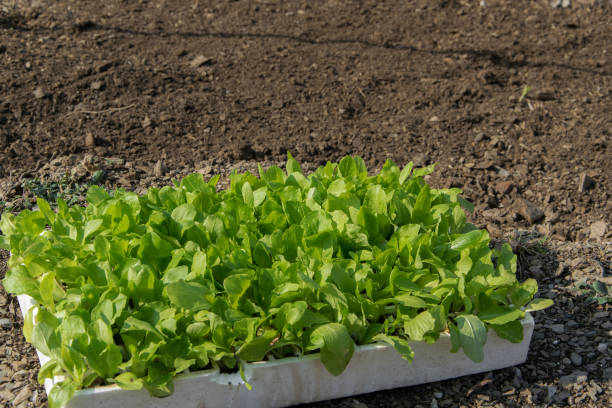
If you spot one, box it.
[589,221,607,240]
[492,165,511,178]
[190,55,213,68]
[433,391,443,399]
[11,370,29,381]
[578,172,595,192]
[555,390,570,402]
[566,320,579,328]
[560,371,588,387]
[350,399,368,408]
[495,180,514,195]
[517,198,544,224]
[597,343,607,353]
[547,385,557,400]
[90,80,104,91]
[153,160,167,177]
[604,367,612,379]
[570,352,583,366]
[551,324,565,334]
[474,132,486,142]
[85,132,96,147]
[0,318,11,329]
[0,387,15,401]
[32,87,45,99]
[12,386,31,406]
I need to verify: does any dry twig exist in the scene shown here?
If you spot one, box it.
[63,104,137,118]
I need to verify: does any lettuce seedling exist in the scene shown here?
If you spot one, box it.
[1,154,552,408]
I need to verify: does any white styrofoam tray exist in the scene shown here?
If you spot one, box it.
[17,294,534,408]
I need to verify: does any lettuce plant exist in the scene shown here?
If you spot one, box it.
[0,154,551,408]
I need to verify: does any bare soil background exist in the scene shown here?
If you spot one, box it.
[0,0,610,407]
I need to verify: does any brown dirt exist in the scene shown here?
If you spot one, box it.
[0,0,611,407]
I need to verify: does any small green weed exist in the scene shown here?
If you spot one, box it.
[572,279,612,305]
[1,172,105,214]
[518,85,531,103]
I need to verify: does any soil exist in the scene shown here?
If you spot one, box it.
[0,0,611,407]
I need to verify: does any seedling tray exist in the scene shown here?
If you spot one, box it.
[17,294,534,408]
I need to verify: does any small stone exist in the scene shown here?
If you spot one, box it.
[11,370,29,381]
[12,386,31,406]
[570,352,583,365]
[350,399,368,408]
[589,221,607,240]
[551,324,565,334]
[90,80,104,91]
[486,196,498,208]
[495,180,514,195]
[142,116,152,128]
[575,371,588,383]
[153,160,167,177]
[433,391,443,399]
[190,55,213,68]
[597,343,608,353]
[593,311,609,319]
[33,87,45,99]
[578,173,595,192]
[518,198,544,224]
[476,394,490,402]
[85,132,95,147]
[555,391,570,402]
[0,388,15,401]
[492,165,511,178]
[159,112,173,122]
[429,115,440,122]
[604,367,612,379]
[560,371,588,387]
[0,318,11,329]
